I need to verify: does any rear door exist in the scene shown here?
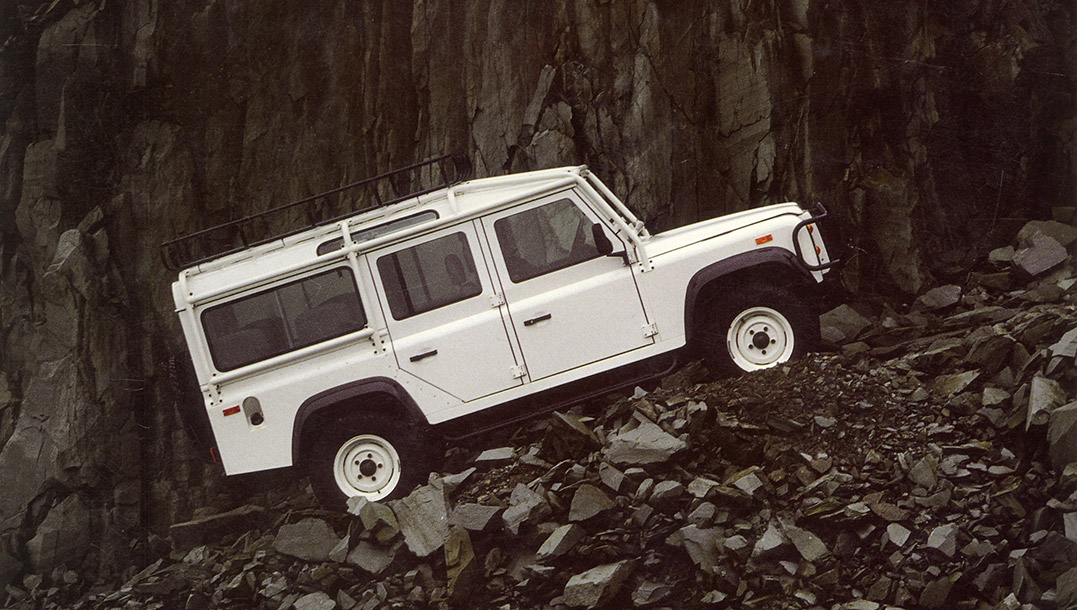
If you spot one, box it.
[479,191,653,381]
[370,222,523,401]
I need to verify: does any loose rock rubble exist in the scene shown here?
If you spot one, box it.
[2,222,1075,610]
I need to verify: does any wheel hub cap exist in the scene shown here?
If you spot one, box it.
[358,458,378,477]
[751,330,771,349]
[333,434,401,500]
[727,306,795,371]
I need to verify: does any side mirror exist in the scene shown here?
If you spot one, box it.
[592,223,614,256]
[591,223,630,265]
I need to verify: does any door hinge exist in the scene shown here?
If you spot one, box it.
[489,292,505,308]
[643,323,659,338]
[510,365,527,379]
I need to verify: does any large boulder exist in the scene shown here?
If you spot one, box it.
[562,560,634,608]
[1017,220,1077,249]
[1049,402,1077,471]
[26,494,91,574]
[820,304,873,345]
[603,420,686,465]
[391,481,449,557]
[272,518,342,563]
[1012,232,1068,277]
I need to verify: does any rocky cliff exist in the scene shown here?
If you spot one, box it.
[0,0,1073,594]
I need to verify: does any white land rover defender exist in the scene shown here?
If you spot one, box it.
[164,156,838,508]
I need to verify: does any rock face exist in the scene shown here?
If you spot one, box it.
[0,0,1073,597]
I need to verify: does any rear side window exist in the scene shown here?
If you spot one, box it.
[494,198,600,283]
[377,232,481,320]
[202,268,367,371]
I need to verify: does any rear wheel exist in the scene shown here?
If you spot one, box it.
[699,284,817,375]
[304,410,431,509]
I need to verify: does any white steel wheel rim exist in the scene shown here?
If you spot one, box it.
[726,306,795,371]
[333,434,401,501]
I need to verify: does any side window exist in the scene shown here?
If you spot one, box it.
[377,232,482,320]
[494,198,600,283]
[202,268,367,371]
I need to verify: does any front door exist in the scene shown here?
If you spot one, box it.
[370,222,522,401]
[480,191,653,381]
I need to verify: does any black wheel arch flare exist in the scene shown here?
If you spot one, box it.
[291,377,428,465]
[683,247,815,348]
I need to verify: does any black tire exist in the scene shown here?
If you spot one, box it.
[697,283,818,375]
[303,409,433,510]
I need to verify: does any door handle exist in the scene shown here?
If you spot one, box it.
[409,349,438,362]
[523,313,552,326]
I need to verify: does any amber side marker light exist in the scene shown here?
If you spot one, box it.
[755,234,773,245]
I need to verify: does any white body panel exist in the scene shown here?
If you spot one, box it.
[171,166,834,475]
[478,190,653,381]
[368,221,523,401]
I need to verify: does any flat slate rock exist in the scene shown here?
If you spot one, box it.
[926,523,958,558]
[1012,232,1068,277]
[347,540,395,574]
[502,483,550,535]
[1017,219,1077,248]
[933,370,979,397]
[1048,402,1077,470]
[603,420,686,465]
[820,304,873,344]
[294,592,335,610]
[752,523,790,559]
[1028,375,1067,428]
[273,518,341,563]
[679,525,721,572]
[569,484,615,521]
[391,483,449,557]
[783,524,829,562]
[915,284,962,310]
[449,503,501,532]
[886,523,912,547]
[537,524,585,561]
[474,447,515,463]
[350,498,400,544]
[562,560,634,609]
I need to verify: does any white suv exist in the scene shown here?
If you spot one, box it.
[164,156,837,508]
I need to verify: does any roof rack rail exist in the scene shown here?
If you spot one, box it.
[161,153,472,271]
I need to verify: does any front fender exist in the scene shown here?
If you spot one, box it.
[683,247,814,345]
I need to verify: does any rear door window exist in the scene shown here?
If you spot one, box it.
[202,267,366,371]
[376,232,482,320]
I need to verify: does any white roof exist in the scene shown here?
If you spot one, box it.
[177,166,591,304]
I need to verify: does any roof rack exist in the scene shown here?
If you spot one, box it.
[161,154,472,271]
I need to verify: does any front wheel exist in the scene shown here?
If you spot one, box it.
[699,284,818,375]
[304,413,431,509]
